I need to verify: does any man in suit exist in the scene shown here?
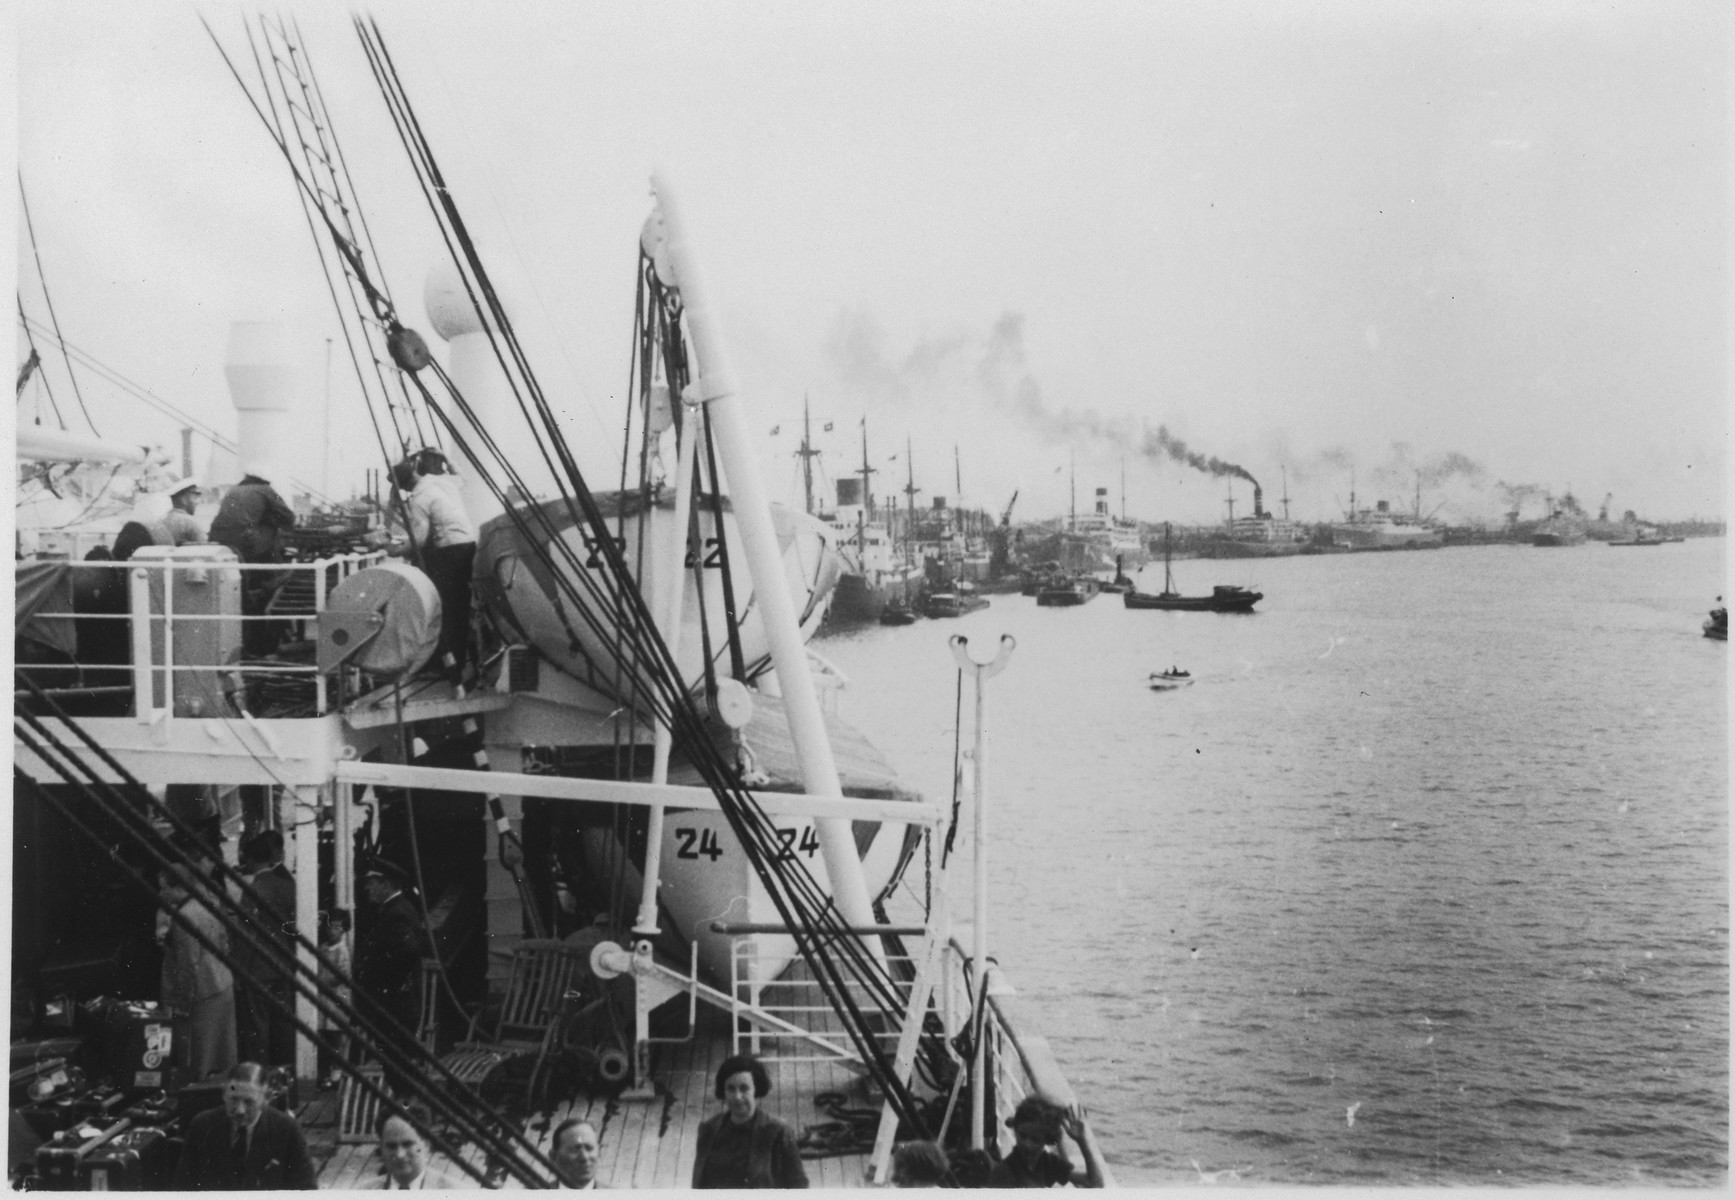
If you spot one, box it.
[173,1062,316,1190]
[355,858,432,1095]
[365,1104,474,1189]
[551,1117,604,1188]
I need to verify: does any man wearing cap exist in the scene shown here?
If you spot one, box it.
[174,1061,317,1189]
[162,477,207,545]
[356,860,433,1094]
[210,468,297,656]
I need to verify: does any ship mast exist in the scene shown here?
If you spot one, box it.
[857,418,876,558]
[795,393,821,516]
[902,435,919,568]
[1281,466,1291,522]
[1120,457,1127,522]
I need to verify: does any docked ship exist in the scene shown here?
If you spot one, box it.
[1197,479,1312,558]
[12,20,1111,1192]
[1532,491,1589,547]
[825,476,922,625]
[1069,487,1148,571]
[1332,479,1444,551]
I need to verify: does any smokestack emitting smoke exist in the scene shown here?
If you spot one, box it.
[1138,424,1259,491]
[976,314,1261,492]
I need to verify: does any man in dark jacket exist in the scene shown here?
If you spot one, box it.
[356,859,432,1094]
[173,1062,315,1190]
[209,469,296,656]
[209,470,296,563]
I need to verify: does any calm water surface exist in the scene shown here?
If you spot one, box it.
[815,539,1728,1186]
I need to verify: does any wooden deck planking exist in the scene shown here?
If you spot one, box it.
[310,962,899,1190]
[610,1089,654,1186]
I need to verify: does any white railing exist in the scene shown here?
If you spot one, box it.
[719,923,920,1064]
[18,550,385,719]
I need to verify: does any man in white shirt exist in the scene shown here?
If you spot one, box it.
[367,1105,473,1189]
[391,450,477,680]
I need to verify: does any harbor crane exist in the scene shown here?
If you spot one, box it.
[1000,490,1018,527]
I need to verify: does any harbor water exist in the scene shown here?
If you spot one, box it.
[814,539,1728,1186]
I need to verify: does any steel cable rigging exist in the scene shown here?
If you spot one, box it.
[206,11,964,1147]
[14,679,564,1187]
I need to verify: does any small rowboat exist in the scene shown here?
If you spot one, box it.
[1149,667,1194,690]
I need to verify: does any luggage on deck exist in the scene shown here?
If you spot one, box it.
[79,1126,176,1190]
[79,998,174,1091]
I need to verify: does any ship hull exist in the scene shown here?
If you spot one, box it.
[828,566,921,623]
[1332,526,1444,551]
[1124,587,1262,613]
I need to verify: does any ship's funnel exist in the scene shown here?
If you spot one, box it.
[1253,484,1265,519]
[424,261,530,523]
[836,478,863,507]
[1095,487,1109,516]
[224,321,298,489]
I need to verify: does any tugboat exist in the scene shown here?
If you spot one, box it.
[1035,574,1101,607]
[1098,555,1136,595]
[1705,600,1727,641]
[1123,523,1262,612]
[921,587,989,618]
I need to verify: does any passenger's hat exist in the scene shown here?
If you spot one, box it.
[164,476,201,497]
[1005,1096,1063,1138]
[358,856,408,886]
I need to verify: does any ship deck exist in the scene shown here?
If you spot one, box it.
[304,1017,877,1189]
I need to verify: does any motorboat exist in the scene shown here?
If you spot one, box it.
[1149,667,1194,690]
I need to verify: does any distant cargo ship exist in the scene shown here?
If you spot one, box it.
[1532,492,1589,547]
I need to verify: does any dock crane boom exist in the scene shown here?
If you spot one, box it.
[1000,490,1018,527]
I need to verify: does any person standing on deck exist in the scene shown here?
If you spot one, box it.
[984,1097,1106,1188]
[162,477,207,545]
[173,1062,316,1190]
[551,1117,605,1188]
[355,859,432,1094]
[236,831,297,1068]
[388,449,476,680]
[157,864,237,1080]
[209,467,296,656]
[691,1054,808,1188]
[318,907,354,1087]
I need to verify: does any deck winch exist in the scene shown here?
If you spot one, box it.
[316,561,441,679]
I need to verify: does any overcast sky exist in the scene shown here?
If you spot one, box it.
[14,0,1728,526]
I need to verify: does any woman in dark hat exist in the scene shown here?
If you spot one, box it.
[690,1053,808,1188]
[985,1096,1105,1188]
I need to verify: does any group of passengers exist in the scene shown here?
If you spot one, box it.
[174,1051,1101,1189]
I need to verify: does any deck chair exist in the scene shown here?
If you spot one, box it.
[438,939,587,1098]
[336,959,444,1144]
